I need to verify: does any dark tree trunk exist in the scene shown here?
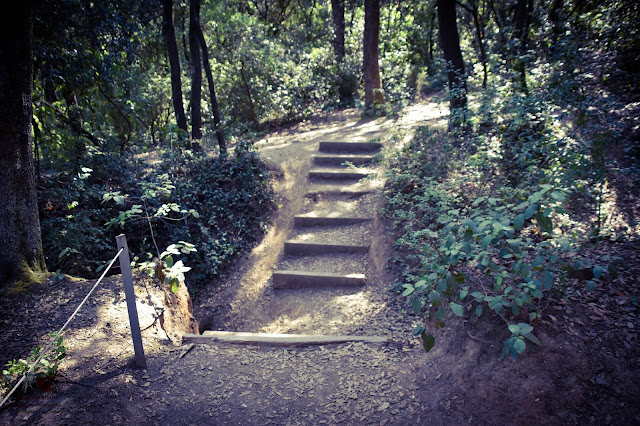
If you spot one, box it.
[189,0,203,150]
[162,0,188,134]
[0,4,47,286]
[437,0,467,113]
[331,0,345,60]
[548,0,563,49]
[513,0,531,93]
[195,19,226,155]
[332,0,353,104]
[363,0,385,110]
[428,10,436,63]
[240,60,258,126]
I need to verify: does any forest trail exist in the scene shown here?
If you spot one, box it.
[3,103,471,426]
[193,103,447,339]
[3,101,630,425]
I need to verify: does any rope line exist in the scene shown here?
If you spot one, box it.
[0,248,124,408]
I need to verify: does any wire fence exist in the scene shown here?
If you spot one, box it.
[1,234,144,408]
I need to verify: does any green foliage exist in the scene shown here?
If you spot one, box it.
[383,50,630,357]
[39,145,275,292]
[1,332,66,398]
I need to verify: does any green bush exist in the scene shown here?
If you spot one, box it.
[39,144,275,292]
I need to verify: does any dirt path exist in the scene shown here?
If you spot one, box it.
[193,104,444,339]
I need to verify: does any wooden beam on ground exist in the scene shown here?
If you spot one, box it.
[294,215,373,227]
[319,141,383,153]
[183,331,387,346]
[308,170,370,180]
[313,154,376,166]
[284,241,370,255]
[272,270,366,288]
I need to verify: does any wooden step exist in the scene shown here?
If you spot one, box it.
[284,241,370,255]
[183,331,387,346]
[294,215,373,227]
[308,169,370,180]
[306,188,374,197]
[319,141,383,153]
[272,270,366,288]
[313,154,376,166]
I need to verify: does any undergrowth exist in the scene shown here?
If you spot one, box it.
[383,66,632,359]
[39,143,275,293]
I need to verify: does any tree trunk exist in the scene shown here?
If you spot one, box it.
[240,60,258,126]
[189,0,203,150]
[332,0,353,104]
[513,0,530,93]
[162,0,188,134]
[0,4,47,286]
[428,10,436,63]
[195,19,226,155]
[331,0,345,60]
[437,0,467,113]
[363,0,385,110]
[548,0,563,50]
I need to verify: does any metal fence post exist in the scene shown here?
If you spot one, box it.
[116,234,146,368]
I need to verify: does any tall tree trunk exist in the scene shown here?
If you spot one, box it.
[162,0,188,134]
[240,60,258,126]
[189,0,203,150]
[0,4,47,286]
[548,0,563,50]
[513,0,530,93]
[331,0,345,60]
[363,0,385,110]
[332,0,353,104]
[195,20,226,155]
[437,0,467,115]
[428,10,436,63]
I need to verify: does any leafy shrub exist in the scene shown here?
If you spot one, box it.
[39,144,275,293]
[1,332,66,399]
[383,67,619,358]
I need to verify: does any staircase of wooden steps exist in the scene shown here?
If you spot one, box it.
[198,140,386,345]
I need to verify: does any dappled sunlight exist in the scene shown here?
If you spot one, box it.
[259,290,383,335]
[600,179,640,239]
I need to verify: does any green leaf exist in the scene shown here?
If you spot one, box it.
[517,323,533,335]
[459,286,469,300]
[528,191,543,204]
[402,284,415,297]
[449,303,464,317]
[410,295,422,315]
[480,235,492,248]
[550,191,565,201]
[543,270,554,290]
[472,196,486,206]
[536,211,553,233]
[586,280,597,291]
[513,214,525,230]
[524,204,538,220]
[513,337,526,354]
[475,304,483,317]
[523,332,541,345]
[593,265,605,279]
[420,332,435,352]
